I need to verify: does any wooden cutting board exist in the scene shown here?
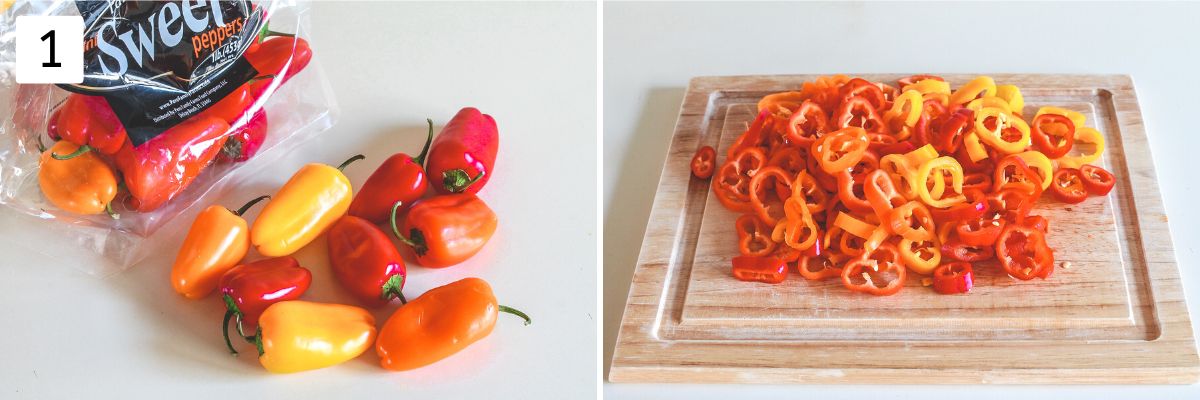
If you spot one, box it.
[609,74,1200,384]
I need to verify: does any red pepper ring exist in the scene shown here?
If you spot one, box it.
[932,262,974,294]
[727,109,773,159]
[731,255,788,284]
[934,110,972,154]
[835,170,874,214]
[1049,167,1088,204]
[785,100,829,146]
[748,166,793,226]
[1030,113,1076,159]
[1079,164,1116,196]
[956,217,1006,246]
[798,252,847,281]
[814,127,870,174]
[841,242,906,296]
[995,224,1055,280]
[887,201,936,241]
[832,96,889,135]
[929,188,988,224]
[941,239,995,262]
[712,147,767,212]
[691,146,716,179]
[839,78,887,110]
[735,214,776,257]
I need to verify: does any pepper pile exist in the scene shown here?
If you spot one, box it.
[169,107,529,374]
[693,75,1114,296]
[37,33,313,215]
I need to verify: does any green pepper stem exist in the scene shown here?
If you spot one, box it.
[443,169,485,193]
[265,30,295,38]
[381,274,407,305]
[222,309,239,356]
[248,74,277,84]
[388,201,417,247]
[232,195,271,216]
[50,144,92,160]
[412,119,434,165]
[104,203,119,220]
[337,154,366,171]
[498,305,531,326]
[35,135,46,153]
[253,326,264,357]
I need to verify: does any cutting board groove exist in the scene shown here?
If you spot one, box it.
[609,74,1198,384]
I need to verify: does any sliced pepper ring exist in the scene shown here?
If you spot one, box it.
[785,100,829,146]
[899,237,941,275]
[841,242,905,296]
[973,107,1030,154]
[1080,164,1116,196]
[1049,167,1088,204]
[747,166,793,226]
[815,127,869,174]
[1030,113,1076,159]
[734,214,776,257]
[888,201,936,242]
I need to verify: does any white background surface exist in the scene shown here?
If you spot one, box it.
[0,2,596,399]
[604,2,1200,399]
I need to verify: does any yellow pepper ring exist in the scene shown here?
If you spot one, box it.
[915,156,966,208]
[1035,106,1086,129]
[966,96,1013,114]
[1057,127,1106,169]
[1013,150,1054,190]
[996,84,1024,114]
[949,76,997,105]
[887,90,924,128]
[834,212,878,239]
[902,79,951,95]
[973,108,1031,154]
[963,132,989,162]
[899,238,942,275]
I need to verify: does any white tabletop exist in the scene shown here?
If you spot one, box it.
[604,2,1200,398]
[0,2,596,398]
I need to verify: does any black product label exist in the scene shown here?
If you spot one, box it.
[58,1,264,146]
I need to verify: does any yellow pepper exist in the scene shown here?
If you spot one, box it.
[995,84,1024,114]
[251,155,363,257]
[1013,150,1054,190]
[171,196,269,299]
[38,141,118,216]
[963,132,989,162]
[948,76,997,105]
[1035,106,1086,129]
[899,237,941,275]
[966,96,1013,114]
[902,79,951,96]
[885,90,924,128]
[915,156,965,208]
[252,301,377,373]
[880,144,938,199]
[1057,127,1105,169]
[973,107,1030,154]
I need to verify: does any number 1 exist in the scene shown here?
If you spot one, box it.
[41,30,61,68]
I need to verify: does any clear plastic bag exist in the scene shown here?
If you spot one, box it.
[0,0,337,275]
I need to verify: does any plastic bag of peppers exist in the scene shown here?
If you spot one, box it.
[0,1,336,274]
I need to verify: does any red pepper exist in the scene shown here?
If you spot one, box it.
[956,217,1005,246]
[839,78,886,110]
[54,94,127,155]
[731,255,787,284]
[713,147,766,212]
[930,188,988,224]
[1030,113,1075,159]
[348,120,434,224]
[1023,215,1049,233]
[735,213,776,257]
[1049,167,1088,204]
[932,262,974,294]
[219,256,311,354]
[785,100,828,146]
[217,110,268,163]
[390,194,498,268]
[832,96,888,135]
[933,108,973,154]
[798,252,846,280]
[691,145,716,179]
[328,215,408,307]
[941,239,995,262]
[996,224,1055,280]
[245,36,313,84]
[987,188,1035,223]
[1079,164,1116,196]
[425,108,499,194]
[113,116,231,211]
[841,242,905,296]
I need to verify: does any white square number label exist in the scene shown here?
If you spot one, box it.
[15,16,84,84]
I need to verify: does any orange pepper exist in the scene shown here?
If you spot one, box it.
[390,194,498,268]
[376,278,529,371]
[170,196,270,299]
[37,141,118,216]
